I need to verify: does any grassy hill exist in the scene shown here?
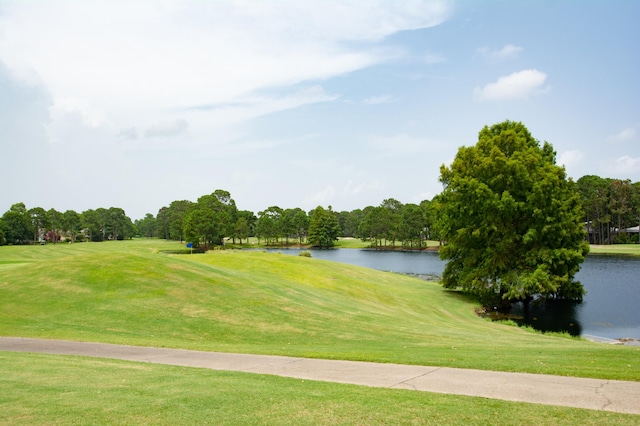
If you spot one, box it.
[1,239,637,381]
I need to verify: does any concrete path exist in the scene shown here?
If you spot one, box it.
[1,337,639,415]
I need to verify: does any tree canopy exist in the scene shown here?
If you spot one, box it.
[307,206,341,248]
[437,121,589,307]
[577,175,640,244]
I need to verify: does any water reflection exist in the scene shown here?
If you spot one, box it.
[496,300,583,336]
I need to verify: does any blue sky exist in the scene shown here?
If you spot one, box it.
[1,0,638,220]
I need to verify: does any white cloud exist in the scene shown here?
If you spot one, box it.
[558,149,583,168]
[478,44,523,61]
[0,0,459,217]
[557,149,584,176]
[363,95,394,105]
[0,0,452,129]
[117,127,138,140]
[303,185,338,206]
[410,191,429,203]
[302,164,388,209]
[605,156,640,176]
[302,176,386,209]
[607,127,637,143]
[181,85,339,139]
[51,97,107,128]
[474,69,548,101]
[145,119,188,138]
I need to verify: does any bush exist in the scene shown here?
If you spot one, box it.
[299,250,312,257]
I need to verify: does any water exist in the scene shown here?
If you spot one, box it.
[574,255,640,339]
[258,248,640,339]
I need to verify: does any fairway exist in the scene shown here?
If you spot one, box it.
[0,239,638,381]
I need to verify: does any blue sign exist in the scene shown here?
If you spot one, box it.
[186,243,193,248]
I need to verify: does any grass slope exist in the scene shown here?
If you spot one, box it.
[0,240,638,381]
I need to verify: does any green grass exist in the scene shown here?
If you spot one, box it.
[334,237,369,248]
[334,238,441,249]
[589,244,640,256]
[1,352,637,426]
[0,239,638,381]
[2,239,639,423]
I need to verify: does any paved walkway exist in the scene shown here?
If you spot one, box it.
[1,337,639,415]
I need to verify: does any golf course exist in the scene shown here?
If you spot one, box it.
[1,239,639,424]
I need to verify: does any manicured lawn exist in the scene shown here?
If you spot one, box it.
[334,237,440,249]
[1,351,637,426]
[0,239,637,381]
[589,244,640,256]
[1,239,639,424]
[334,237,370,248]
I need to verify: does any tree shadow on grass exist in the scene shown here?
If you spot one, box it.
[442,289,583,336]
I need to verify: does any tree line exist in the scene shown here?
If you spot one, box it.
[139,192,440,249]
[0,202,134,245]
[1,177,638,248]
[576,175,640,244]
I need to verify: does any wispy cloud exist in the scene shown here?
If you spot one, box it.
[51,97,107,128]
[558,149,584,176]
[478,44,523,61]
[363,95,394,105]
[424,51,446,64]
[145,119,188,138]
[117,127,138,140]
[302,179,385,208]
[605,156,640,176]
[474,69,548,101]
[0,0,452,131]
[607,127,637,143]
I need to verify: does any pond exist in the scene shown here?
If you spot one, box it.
[258,248,640,340]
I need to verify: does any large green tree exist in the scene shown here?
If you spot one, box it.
[167,200,193,242]
[256,206,283,245]
[399,203,425,249]
[81,209,104,241]
[47,208,63,243]
[2,203,33,244]
[62,210,82,242]
[231,210,256,244]
[308,206,341,248]
[184,207,218,248]
[437,121,589,307]
[28,206,49,243]
[156,207,170,239]
[282,207,308,245]
[194,191,237,246]
[135,213,157,238]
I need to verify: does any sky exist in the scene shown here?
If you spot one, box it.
[1,0,639,220]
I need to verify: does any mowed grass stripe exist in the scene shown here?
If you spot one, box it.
[1,351,638,426]
[0,240,638,380]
